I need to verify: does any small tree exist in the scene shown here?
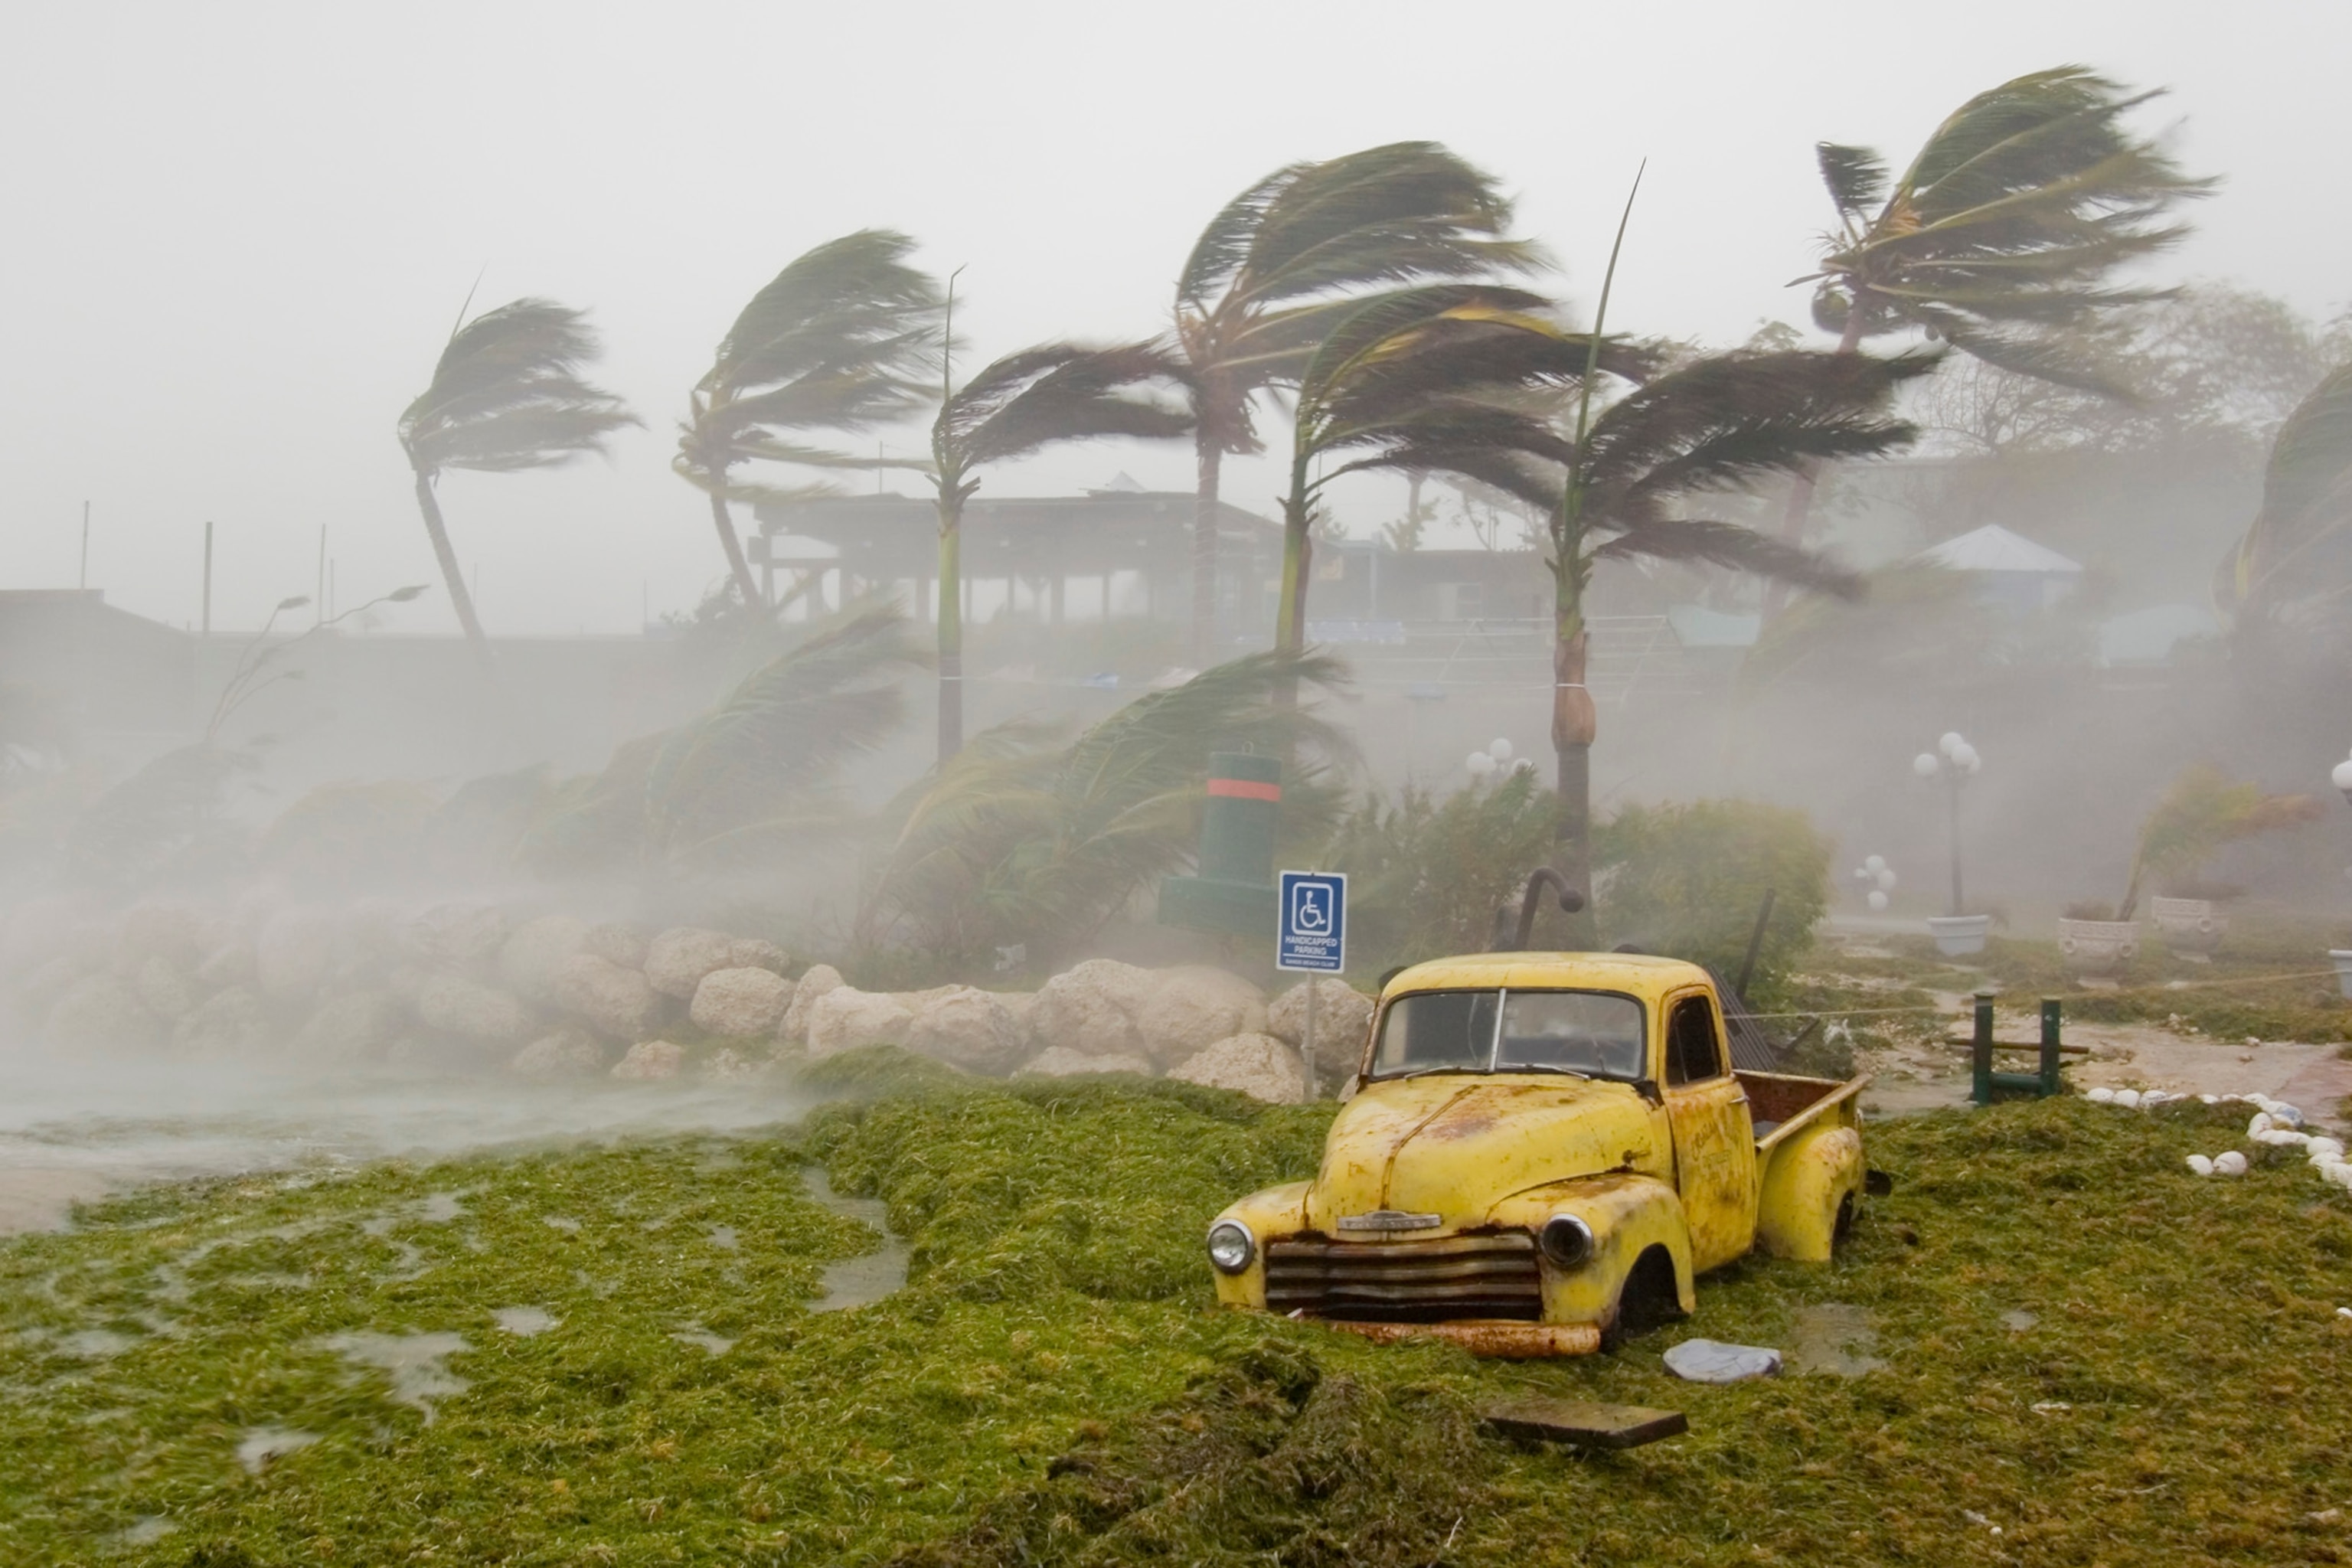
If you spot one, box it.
[2108,764,2321,920]
[676,232,942,610]
[926,332,1191,761]
[399,301,636,666]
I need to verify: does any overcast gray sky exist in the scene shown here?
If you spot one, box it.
[2,0,2342,636]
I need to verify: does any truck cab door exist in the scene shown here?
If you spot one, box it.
[1660,989,1758,1272]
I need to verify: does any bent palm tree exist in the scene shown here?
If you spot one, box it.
[1272,283,1651,652]
[1172,142,1543,658]
[2222,358,2352,657]
[677,231,942,608]
[1777,67,2210,564]
[927,334,1191,760]
[399,300,637,665]
[1528,348,1931,915]
[860,649,1348,965]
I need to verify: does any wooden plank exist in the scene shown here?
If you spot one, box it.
[1476,1395,1688,1449]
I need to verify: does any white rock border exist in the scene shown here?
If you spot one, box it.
[2081,1086,2352,1192]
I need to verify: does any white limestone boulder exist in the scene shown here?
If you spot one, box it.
[1028,958,1153,1057]
[254,908,338,1000]
[1268,978,1377,1086]
[498,915,590,1004]
[644,927,738,1000]
[805,987,914,1059]
[906,985,1027,1074]
[690,966,794,1039]
[549,954,665,1042]
[779,964,845,1044]
[1168,1032,1309,1104]
[510,1024,612,1078]
[728,939,789,974]
[1137,966,1268,1070]
[582,923,650,969]
[610,1040,685,1080]
[417,974,534,1046]
[398,903,511,969]
[292,991,407,1064]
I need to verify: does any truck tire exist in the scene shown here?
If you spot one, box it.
[1601,1246,1683,1351]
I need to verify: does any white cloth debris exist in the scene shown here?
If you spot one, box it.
[1662,1338,1782,1383]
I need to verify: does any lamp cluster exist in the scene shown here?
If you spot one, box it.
[1913,730,1982,779]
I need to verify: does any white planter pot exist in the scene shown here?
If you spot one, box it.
[2330,950,2352,1001]
[2150,897,2226,958]
[1926,915,1991,957]
[2058,917,2139,976]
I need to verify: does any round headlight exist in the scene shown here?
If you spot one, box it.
[1538,1212,1594,1269]
[1207,1219,1256,1274]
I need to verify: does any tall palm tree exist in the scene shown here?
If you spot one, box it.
[1171,143,1543,660]
[676,231,942,609]
[926,332,1192,761]
[1270,283,1646,653]
[398,299,636,665]
[1463,348,1931,923]
[1776,66,2211,557]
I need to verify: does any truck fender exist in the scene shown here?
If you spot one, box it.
[1755,1122,1864,1263]
[1488,1173,1696,1323]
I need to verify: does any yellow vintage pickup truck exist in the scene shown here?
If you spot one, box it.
[1207,951,1868,1357]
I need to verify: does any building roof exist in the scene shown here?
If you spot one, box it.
[1915,523,2082,575]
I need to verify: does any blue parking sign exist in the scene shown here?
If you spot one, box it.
[1277,871,1347,972]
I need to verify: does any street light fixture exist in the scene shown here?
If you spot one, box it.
[1913,730,1981,915]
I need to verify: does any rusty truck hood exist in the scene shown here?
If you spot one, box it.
[1305,1074,1662,1233]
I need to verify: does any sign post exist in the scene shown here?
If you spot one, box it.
[1278,871,1347,1096]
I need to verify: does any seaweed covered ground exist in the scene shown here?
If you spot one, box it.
[5,1052,2352,1566]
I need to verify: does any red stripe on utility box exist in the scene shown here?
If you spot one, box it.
[1206,778,1282,802]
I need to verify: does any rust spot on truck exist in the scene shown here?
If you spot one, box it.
[1321,1318,1603,1359]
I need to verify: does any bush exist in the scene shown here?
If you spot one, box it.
[1323,769,1555,978]
[1594,798,1831,1001]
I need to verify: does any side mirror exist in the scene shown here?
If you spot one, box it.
[1632,1078,1663,1106]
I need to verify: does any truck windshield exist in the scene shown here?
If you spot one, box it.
[1370,989,1646,1082]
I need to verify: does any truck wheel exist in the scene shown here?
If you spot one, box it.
[1601,1247,1682,1352]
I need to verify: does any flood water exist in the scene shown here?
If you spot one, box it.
[0,1047,815,1235]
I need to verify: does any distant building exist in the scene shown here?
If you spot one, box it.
[0,590,192,741]
[1912,523,2084,613]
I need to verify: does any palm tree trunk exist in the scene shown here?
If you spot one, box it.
[936,489,964,763]
[1191,439,1221,665]
[707,489,764,609]
[1763,312,1872,617]
[1272,486,1312,710]
[410,470,495,674]
[1551,589,1599,949]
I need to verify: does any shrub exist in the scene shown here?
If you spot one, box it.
[1594,798,1831,1000]
[1322,769,1556,978]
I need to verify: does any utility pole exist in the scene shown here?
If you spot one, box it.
[201,520,213,635]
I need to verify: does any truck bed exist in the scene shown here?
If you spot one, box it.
[1737,1070,1867,1150]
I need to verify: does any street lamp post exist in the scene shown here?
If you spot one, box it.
[1912,730,1981,916]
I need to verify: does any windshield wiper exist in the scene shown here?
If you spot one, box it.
[1494,1063,1594,1080]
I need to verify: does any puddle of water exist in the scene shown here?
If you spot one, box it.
[800,1165,910,1312]
[669,1324,736,1355]
[237,1426,318,1474]
[1786,1302,1888,1377]
[419,1193,465,1223]
[543,1216,581,1233]
[491,1306,557,1337]
[707,1224,740,1250]
[0,1052,814,1236]
[318,1331,470,1419]
[2001,1308,2040,1333]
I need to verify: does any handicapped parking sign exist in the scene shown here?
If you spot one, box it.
[1277,871,1347,972]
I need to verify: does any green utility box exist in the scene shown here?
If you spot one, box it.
[1158,752,1281,939]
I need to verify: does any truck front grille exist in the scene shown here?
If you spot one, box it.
[1264,1232,1541,1322]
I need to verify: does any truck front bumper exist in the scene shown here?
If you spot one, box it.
[1317,1317,1602,1358]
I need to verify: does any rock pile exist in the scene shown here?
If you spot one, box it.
[2,894,1375,1102]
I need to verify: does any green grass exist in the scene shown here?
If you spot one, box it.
[4,1060,2350,1565]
